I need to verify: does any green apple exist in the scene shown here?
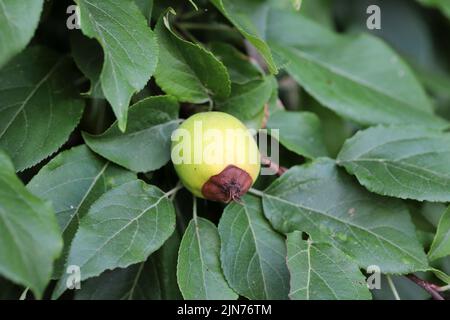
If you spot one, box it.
[171,112,260,202]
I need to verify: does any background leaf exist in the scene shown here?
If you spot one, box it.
[337,125,450,202]
[210,42,264,84]
[218,195,290,300]
[0,150,62,299]
[70,31,104,98]
[267,111,329,159]
[211,0,279,74]
[177,216,238,300]
[52,180,176,298]
[0,47,84,171]
[75,231,181,300]
[75,0,158,131]
[135,0,154,22]
[83,96,180,173]
[27,145,136,277]
[216,77,274,129]
[154,17,230,104]
[417,0,450,20]
[428,206,450,261]
[0,0,43,67]
[262,158,428,274]
[286,231,371,300]
[0,277,22,300]
[265,9,447,128]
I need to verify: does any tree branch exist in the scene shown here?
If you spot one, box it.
[406,274,445,300]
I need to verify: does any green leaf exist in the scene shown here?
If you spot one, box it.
[428,206,450,261]
[154,17,230,103]
[286,231,371,300]
[75,231,182,300]
[262,158,428,274]
[75,260,161,300]
[0,150,62,299]
[83,96,180,173]
[372,274,430,300]
[27,145,136,277]
[134,0,153,22]
[70,31,104,98]
[211,0,278,74]
[217,77,274,129]
[210,42,264,84]
[265,9,447,128]
[75,0,158,131]
[337,125,450,202]
[177,217,238,300]
[150,229,183,299]
[218,195,290,299]
[0,0,44,67]
[0,47,85,171]
[267,111,329,159]
[52,180,176,299]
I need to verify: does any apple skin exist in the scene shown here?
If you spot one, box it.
[171,112,260,202]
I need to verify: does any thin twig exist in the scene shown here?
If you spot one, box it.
[260,104,270,129]
[406,274,445,300]
[261,156,287,176]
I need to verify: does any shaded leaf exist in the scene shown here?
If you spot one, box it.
[177,217,237,300]
[154,17,230,103]
[417,0,450,20]
[52,180,176,298]
[210,42,264,84]
[217,77,274,129]
[0,277,22,300]
[262,158,428,274]
[75,260,160,300]
[27,145,136,277]
[337,125,450,202]
[75,0,158,131]
[211,0,279,74]
[135,0,153,22]
[287,231,371,300]
[75,231,182,299]
[267,111,328,159]
[428,206,450,261]
[70,31,104,98]
[0,0,43,67]
[219,195,290,299]
[265,9,447,128]
[372,274,430,300]
[0,47,84,171]
[83,95,180,173]
[0,150,62,299]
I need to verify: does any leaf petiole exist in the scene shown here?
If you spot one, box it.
[19,287,29,300]
[165,183,184,199]
[386,275,401,300]
[438,284,450,292]
[248,188,265,198]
